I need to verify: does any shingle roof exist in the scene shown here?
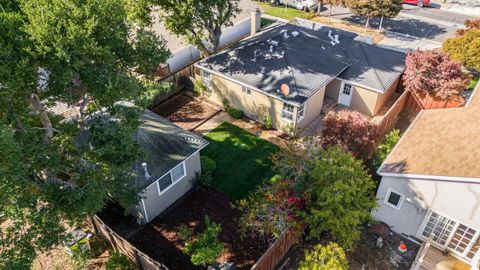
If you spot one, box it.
[134,110,208,190]
[197,22,406,105]
[379,86,480,180]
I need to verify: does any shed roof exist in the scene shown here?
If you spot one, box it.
[197,22,405,105]
[379,86,480,180]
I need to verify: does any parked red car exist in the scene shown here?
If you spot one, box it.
[403,0,430,7]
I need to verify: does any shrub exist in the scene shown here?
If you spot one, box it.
[298,243,349,270]
[193,172,213,190]
[373,129,400,168]
[403,50,471,100]
[322,110,380,160]
[264,114,273,130]
[194,80,207,95]
[200,156,216,175]
[221,98,231,111]
[106,252,134,270]
[178,216,224,267]
[228,108,243,119]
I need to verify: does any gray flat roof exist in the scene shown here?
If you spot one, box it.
[197,22,405,105]
[134,111,208,190]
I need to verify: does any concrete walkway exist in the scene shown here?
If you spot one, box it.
[193,111,289,148]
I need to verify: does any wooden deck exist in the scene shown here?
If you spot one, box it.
[421,247,471,270]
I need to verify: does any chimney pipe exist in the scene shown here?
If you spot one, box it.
[141,162,151,179]
[251,8,261,35]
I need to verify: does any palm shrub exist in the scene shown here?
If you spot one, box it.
[177,216,224,267]
[298,243,349,270]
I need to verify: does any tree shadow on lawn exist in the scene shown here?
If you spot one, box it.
[200,122,279,200]
[129,187,271,270]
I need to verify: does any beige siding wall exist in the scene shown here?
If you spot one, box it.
[297,87,325,129]
[199,72,298,131]
[325,79,341,100]
[132,152,202,224]
[373,78,399,115]
[350,86,379,116]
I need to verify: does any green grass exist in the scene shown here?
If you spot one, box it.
[258,3,312,21]
[201,122,278,200]
[261,17,276,27]
[467,74,479,91]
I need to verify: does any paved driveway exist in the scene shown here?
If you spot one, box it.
[152,0,259,52]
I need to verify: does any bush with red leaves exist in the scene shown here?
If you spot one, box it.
[322,110,380,160]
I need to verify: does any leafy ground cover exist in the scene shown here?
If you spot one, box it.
[201,122,278,200]
[258,3,311,21]
[467,73,479,91]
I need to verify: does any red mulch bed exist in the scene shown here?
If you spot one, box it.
[129,187,270,270]
[152,93,219,131]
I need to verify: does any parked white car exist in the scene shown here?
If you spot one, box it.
[273,0,318,11]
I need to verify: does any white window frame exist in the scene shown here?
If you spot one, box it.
[241,86,251,95]
[384,188,404,210]
[282,103,294,122]
[297,102,306,122]
[156,161,187,196]
[201,70,212,88]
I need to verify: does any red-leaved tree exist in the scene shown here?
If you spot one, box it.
[403,50,471,100]
[456,19,480,36]
[321,110,380,160]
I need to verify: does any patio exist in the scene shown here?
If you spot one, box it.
[419,246,471,270]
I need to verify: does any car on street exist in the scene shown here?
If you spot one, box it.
[403,0,430,7]
[273,0,318,11]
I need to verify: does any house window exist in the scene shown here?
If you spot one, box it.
[342,83,352,95]
[297,103,305,122]
[171,162,186,183]
[384,188,404,209]
[282,103,294,121]
[241,86,251,95]
[157,161,186,195]
[201,70,212,88]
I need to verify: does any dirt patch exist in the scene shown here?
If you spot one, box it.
[276,227,419,270]
[129,187,270,270]
[152,92,220,131]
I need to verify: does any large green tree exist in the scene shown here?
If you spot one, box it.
[0,0,170,268]
[306,147,377,249]
[155,0,241,57]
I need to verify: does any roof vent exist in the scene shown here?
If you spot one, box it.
[291,31,300,37]
[141,162,151,179]
[280,84,290,97]
[269,40,279,46]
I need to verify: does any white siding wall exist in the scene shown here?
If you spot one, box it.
[373,176,480,238]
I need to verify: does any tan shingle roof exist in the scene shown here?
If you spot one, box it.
[379,86,480,179]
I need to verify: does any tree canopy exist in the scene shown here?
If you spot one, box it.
[403,50,471,100]
[443,19,480,70]
[0,0,170,268]
[346,0,402,29]
[299,242,349,270]
[155,0,241,57]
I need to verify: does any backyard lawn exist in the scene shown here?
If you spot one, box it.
[201,122,278,200]
[258,3,312,21]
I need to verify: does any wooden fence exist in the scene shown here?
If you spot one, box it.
[250,232,299,270]
[89,215,169,270]
[375,90,465,135]
[375,90,410,135]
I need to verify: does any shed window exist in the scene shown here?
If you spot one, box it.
[282,103,294,121]
[156,161,186,195]
[384,188,404,209]
[297,103,305,122]
[201,70,212,88]
[342,83,352,95]
[241,86,251,95]
[171,162,186,183]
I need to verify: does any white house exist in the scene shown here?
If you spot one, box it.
[373,86,480,269]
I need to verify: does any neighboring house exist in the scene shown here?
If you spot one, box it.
[49,103,208,224]
[195,21,405,132]
[130,111,208,224]
[373,86,480,268]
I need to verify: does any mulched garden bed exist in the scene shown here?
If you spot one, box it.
[151,92,220,131]
[129,187,271,270]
